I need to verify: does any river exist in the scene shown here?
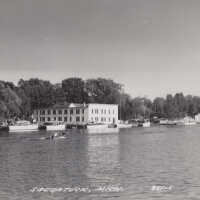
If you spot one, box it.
[0,125,200,200]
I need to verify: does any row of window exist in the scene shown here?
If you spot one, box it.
[91,109,115,115]
[91,117,115,123]
[39,116,84,122]
[36,108,84,115]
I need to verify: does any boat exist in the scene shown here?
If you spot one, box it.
[177,116,196,126]
[142,120,151,127]
[138,119,150,127]
[108,124,118,128]
[117,123,133,129]
[0,122,9,131]
[184,121,196,125]
[183,117,196,125]
[87,123,119,134]
[39,122,66,131]
[159,119,168,125]
[159,119,177,125]
[9,120,38,132]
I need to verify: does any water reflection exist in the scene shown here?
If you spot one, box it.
[86,133,121,185]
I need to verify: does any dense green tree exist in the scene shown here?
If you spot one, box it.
[85,78,122,104]
[152,97,165,118]
[18,78,55,110]
[62,78,88,103]
[164,94,176,119]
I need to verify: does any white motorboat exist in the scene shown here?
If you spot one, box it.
[138,119,151,127]
[142,121,151,127]
[9,120,38,132]
[177,116,196,126]
[117,123,133,129]
[41,122,66,131]
[159,119,177,125]
[184,121,196,126]
[87,123,119,134]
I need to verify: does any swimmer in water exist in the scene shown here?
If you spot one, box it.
[62,132,66,136]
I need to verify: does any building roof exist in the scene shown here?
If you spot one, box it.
[34,102,118,110]
[35,102,87,110]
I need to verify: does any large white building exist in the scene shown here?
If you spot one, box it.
[33,103,118,125]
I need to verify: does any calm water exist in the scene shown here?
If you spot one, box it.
[0,126,200,199]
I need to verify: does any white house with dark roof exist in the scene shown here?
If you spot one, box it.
[33,103,118,125]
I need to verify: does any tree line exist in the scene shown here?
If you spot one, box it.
[0,77,200,120]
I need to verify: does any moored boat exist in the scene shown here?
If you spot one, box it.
[159,119,177,125]
[0,122,9,131]
[117,123,133,129]
[87,123,119,134]
[177,116,196,126]
[9,120,38,132]
[138,119,150,127]
[184,121,196,126]
[39,122,66,131]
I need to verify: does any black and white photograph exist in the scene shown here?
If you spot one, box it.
[0,0,200,199]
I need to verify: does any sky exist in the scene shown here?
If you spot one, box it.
[0,0,200,99]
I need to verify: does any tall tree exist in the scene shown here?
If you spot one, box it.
[62,78,88,103]
[85,78,122,104]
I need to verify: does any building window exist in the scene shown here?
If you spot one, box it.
[40,117,45,122]
[64,117,67,122]
[82,109,84,114]
[36,110,38,115]
[47,117,51,121]
[42,110,45,115]
[70,116,72,122]
[109,109,111,114]
[101,109,103,114]
[64,110,68,114]
[76,109,80,114]
[113,110,115,114]
[47,110,51,115]
[82,117,84,122]
[76,116,80,122]
[104,109,106,114]
[54,117,56,121]
[91,109,93,114]
[104,117,106,122]
[70,109,73,115]
[58,117,62,121]
[95,117,98,121]
[53,110,56,115]
[109,118,111,122]
[101,117,103,122]
[58,110,62,115]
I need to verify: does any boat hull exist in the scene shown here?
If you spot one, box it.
[9,124,39,132]
[46,124,66,131]
[142,122,151,127]
[184,122,196,126]
[87,124,119,134]
[117,123,133,129]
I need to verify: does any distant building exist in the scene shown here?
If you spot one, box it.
[33,103,118,125]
